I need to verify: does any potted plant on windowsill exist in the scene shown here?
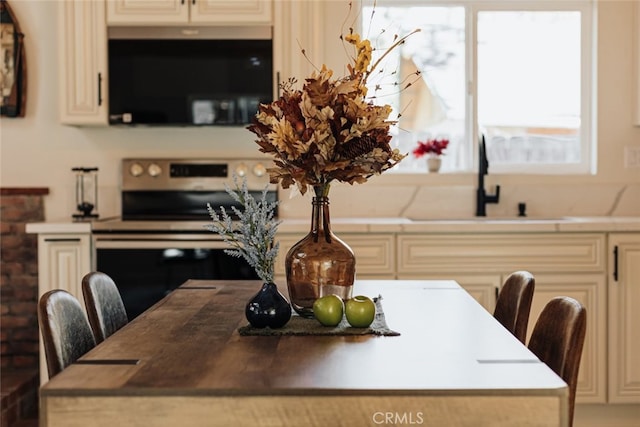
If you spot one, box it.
[413,138,450,173]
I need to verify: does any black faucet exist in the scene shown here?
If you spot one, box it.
[476,135,500,216]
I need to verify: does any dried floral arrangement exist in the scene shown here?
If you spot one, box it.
[413,138,450,158]
[247,9,420,197]
[206,176,281,283]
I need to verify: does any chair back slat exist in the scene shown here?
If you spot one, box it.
[528,296,587,426]
[493,270,535,343]
[38,290,96,379]
[82,271,129,343]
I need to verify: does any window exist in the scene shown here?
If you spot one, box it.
[362,1,595,174]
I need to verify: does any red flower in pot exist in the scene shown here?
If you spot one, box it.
[413,138,450,158]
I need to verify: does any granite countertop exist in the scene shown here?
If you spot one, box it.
[26,216,640,234]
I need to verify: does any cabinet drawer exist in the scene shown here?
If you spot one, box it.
[275,234,395,277]
[398,233,605,274]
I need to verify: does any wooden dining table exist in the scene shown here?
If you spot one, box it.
[40,279,569,427]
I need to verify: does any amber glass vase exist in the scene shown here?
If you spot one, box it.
[285,186,356,317]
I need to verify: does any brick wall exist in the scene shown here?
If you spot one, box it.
[0,188,48,372]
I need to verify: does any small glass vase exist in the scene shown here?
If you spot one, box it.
[285,185,356,318]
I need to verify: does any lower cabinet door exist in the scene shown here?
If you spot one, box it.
[38,233,92,384]
[608,234,640,403]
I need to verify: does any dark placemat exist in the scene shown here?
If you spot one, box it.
[238,296,400,336]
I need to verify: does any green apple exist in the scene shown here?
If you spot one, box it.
[313,294,344,326]
[345,295,376,328]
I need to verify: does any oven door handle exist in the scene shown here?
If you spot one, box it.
[94,239,231,250]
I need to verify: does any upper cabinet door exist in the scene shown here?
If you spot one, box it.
[191,0,272,24]
[106,0,271,25]
[272,0,323,89]
[107,0,188,25]
[59,0,108,125]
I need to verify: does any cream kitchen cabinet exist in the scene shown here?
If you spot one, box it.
[32,232,92,384]
[273,0,323,89]
[397,233,605,275]
[274,233,396,285]
[34,232,92,300]
[608,233,640,403]
[272,1,350,96]
[106,0,272,25]
[397,232,607,403]
[59,0,108,125]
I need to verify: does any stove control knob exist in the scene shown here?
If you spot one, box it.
[253,162,267,177]
[147,163,162,178]
[129,162,144,177]
[235,163,248,177]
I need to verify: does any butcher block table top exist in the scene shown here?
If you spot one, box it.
[40,279,568,427]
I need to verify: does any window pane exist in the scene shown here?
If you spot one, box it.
[477,11,582,165]
[363,6,466,172]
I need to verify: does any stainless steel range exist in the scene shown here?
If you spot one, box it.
[92,158,276,319]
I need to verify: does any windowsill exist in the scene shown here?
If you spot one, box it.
[364,170,602,187]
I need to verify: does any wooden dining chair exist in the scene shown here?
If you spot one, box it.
[528,296,587,426]
[38,289,96,379]
[493,270,535,343]
[82,271,129,344]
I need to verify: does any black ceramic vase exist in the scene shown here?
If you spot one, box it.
[245,283,292,328]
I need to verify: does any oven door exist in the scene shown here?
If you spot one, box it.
[94,233,258,319]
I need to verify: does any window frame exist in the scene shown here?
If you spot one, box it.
[365,0,597,175]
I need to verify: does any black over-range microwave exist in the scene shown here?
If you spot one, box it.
[107,26,273,126]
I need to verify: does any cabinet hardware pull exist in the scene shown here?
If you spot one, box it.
[276,71,281,98]
[613,245,619,281]
[97,73,102,106]
[44,238,81,242]
[192,0,196,5]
